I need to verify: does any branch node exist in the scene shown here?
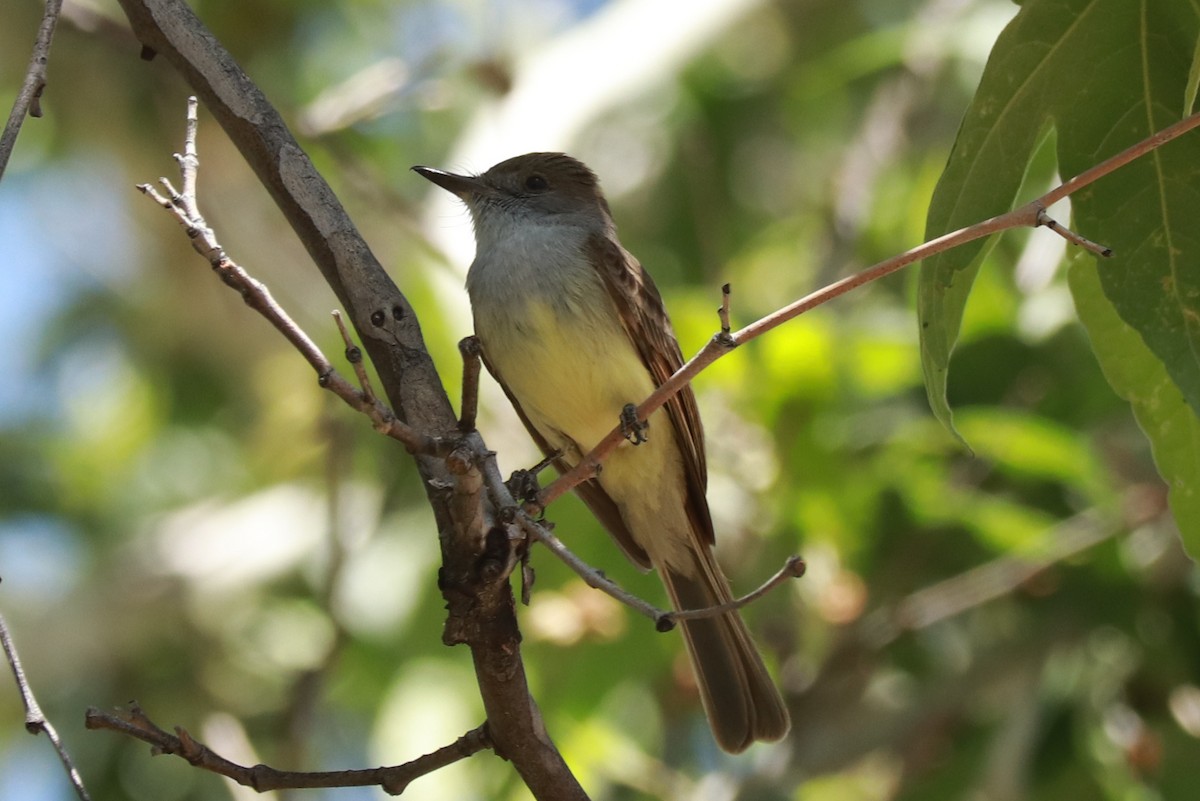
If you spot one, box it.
[718,282,732,334]
[1035,207,1114,258]
[458,336,483,431]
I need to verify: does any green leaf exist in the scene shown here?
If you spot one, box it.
[1069,256,1200,550]
[919,0,1200,437]
[1186,30,1200,114]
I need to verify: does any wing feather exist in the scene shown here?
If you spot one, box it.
[583,231,715,547]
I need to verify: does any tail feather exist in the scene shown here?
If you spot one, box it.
[660,550,790,752]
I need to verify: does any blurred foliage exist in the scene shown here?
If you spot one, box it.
[0,1,1197,801]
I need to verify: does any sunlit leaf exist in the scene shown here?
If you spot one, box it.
[920,0,1200,441]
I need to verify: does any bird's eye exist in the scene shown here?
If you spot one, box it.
[524,174,549,191]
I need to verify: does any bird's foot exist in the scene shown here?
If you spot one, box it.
[507,450,560,507]
[620,403,649,445]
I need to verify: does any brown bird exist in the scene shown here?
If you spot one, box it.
[415,153,789,752]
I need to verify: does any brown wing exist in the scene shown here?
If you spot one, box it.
[583,231,715,546]
[477,347,653,569]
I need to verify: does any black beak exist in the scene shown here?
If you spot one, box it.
[411,166,486,199]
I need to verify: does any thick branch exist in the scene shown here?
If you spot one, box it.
[115,2,588,798]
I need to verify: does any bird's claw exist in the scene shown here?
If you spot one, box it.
[620,403,649,445]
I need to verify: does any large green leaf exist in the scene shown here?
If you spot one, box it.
[920,0,1200,437]
[1070,257,1200,548]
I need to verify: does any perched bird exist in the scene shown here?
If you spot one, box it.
[414,153,789,752]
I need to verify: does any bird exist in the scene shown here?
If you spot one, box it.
[414,152,789,752]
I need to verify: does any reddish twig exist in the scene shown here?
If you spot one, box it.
[538,109,1200,508]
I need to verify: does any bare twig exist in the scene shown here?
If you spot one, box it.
[85,705,490,795]
[1035,208,1112,257]
[667,556,806,624]
[538,109,1200,508]
[718,283,732,335]
[333,309,380,405]
[1,614,92,801]
[140,97,450,458]
[0,0,64,181]
[459,336,483,432]
[511,500,803,629]
[517,514,669,624]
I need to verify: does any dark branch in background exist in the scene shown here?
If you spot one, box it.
[85,705,490,795]
[0,0,64,180]
[1,613,92,801]
[776,504,1135,787]
[885,508,1120,638]
[536,109,1200,509]
[279,410,358,770]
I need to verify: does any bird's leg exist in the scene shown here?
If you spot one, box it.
[620,403,649,445]
[507,450,561,508]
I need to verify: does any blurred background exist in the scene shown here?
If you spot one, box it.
[1,0,1197,799]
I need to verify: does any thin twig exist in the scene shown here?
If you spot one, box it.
[514,506,804,629]
[140,97,450,457]
[718,283,732,334]
[538,109,1200,508]
[666,556,806,624]
[1035,208,1112,257]
[469,437,668,621]
[333,310,380,404]
[85,705,491,795]
[517,514,669,625]
[1,614,92,801]
[0,0,64,181]
[459,336,483,432]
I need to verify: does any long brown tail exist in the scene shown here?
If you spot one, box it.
[659,548,790,753]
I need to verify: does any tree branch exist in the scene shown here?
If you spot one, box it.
[537,109,1200,508]
[114,1,589,798]
[0,0,64,181]
[1,613,92,801]
[136,97,448,457]
[85,705,490,795]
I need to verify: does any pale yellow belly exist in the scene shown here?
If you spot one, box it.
[479,299,681,500]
